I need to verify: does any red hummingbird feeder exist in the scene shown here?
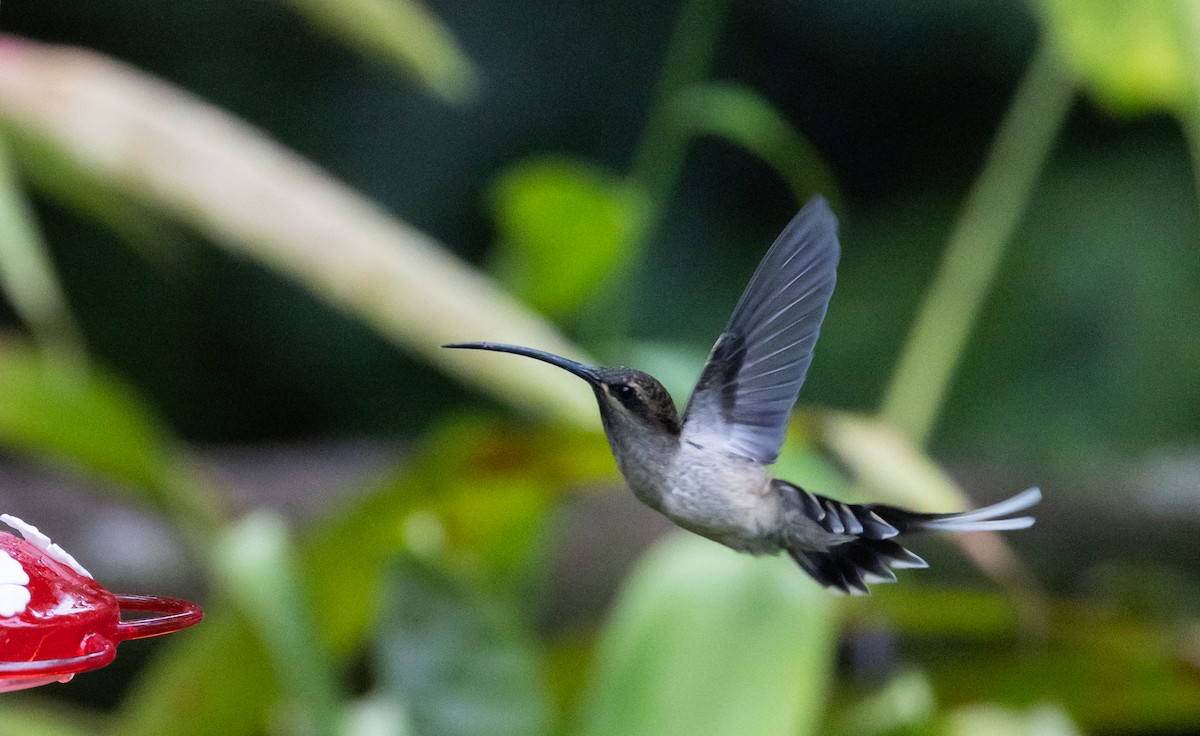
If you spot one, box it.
[0,514,202,693]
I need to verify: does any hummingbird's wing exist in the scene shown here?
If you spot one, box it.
[681,196,840,464]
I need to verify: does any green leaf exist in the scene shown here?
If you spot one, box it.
[214,513,344,736]
[302,418,613,655]
[297,420,613,732]
[578,533,836,736]
[373,563,549,736]
[0,341,174,501]
[110,611,276,736]
[1033,0,1193,114]
[667,83,840,208]
[276,0,479,104]
[0,699,103,736]
[489,157,645,318]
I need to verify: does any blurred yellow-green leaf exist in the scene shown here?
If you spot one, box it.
[0,136,80,352]
[374,563,550,736]
[1,123,188,268]
[489,157,645,319]
[110,612,275,736]
[578,534,836,736]
[668,83,840,208]
[0,341,173,500]
[303,418,613,654]
[215,513,344,736]
[819,412,965,511]
[276,0,479,104]
[1034,0,1192,114]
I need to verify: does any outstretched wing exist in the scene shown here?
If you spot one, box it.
[681,196,840,464]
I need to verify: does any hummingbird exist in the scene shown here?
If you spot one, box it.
[446,196,1040,594]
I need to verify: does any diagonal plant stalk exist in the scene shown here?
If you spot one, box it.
[0,34,595,427]
[583,0,732,343]
[586,0,834,347]
[1175,0,1200,208]
[0,133,84,358]
[626,0,733,203]
[865,44,1074,614]
[277,0,480,104]
[216,513,345,736]
[879,43,1075,447]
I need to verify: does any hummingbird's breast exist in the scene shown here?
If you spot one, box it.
[600,415,783,554]
[656,442,782,554]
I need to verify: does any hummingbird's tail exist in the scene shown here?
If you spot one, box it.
[861,486,1042,534]
[778,485,1041,595]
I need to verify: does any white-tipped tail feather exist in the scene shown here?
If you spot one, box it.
[781,485,1042,594]
[914,487,1042,533]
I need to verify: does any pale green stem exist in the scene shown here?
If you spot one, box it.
[215,513,345,736]
[0,134,84,356]
[627,0,732,200]
[584,0,731,343]
[1183,112,1200,206]
[278,0,479,104]
[879,44,1075,446]
[1175,0,1200,209]
[0,38,594,425]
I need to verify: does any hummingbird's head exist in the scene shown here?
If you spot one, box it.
[589,366,681,436]
[443,343,681,437]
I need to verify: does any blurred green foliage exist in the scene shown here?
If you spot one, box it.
[0,0,1197,735]
[0,344,173,498]
[1034,0,1194,114]
[374,564,548,736]
[278,0,480,103]
[489,157,644,319]
[666,82,841,209]
[578,535,834,736]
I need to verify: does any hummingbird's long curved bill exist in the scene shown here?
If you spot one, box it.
[443,342,601,383]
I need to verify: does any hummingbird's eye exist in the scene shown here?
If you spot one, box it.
[611,383,638,406]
